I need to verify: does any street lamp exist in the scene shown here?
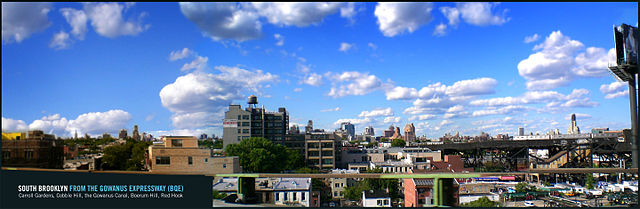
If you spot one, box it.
[608,23,639,169]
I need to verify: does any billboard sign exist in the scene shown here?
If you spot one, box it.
[223,119,237,128]
[614,24,639,65]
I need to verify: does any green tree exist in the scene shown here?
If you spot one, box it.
[343,168,400,201]
[461,196,500,207]
[586,173,595,190]
[102,140,151,171]
[225,137,304,173]
[212,190,227,199]
[391,139,406,147]
[515,182,531,193]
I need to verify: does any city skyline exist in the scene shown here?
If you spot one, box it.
[2,2,638,138]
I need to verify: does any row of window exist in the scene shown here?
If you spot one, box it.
[237,129,250,134]
[275,192,305,202]
[236,115,284,121]
[2,151,34,160]
[155,156,225,168]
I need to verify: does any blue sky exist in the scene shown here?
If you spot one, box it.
[2,2,638,138]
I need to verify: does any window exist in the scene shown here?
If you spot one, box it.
[335,183,340,188]
[302,193,305,201]
[293,192,297,201]
[242,129,250,134]
[156,156,170,165]
[242,122,250,127]
[237,136,242,141]
[384,200,389,205]
[3,151,10,159]
[25,151,34,160]
[238,129,241,134]
[322,151,333,156]
[188,156,193,165]
[377,200,383,206]
[171,139,183,147]
[204,158,208,163]
[242,115,249,120]
[284,192,288,201]
[223,164,226,168]
[237,115,241,120]
[334,192,338,197]
[322,159,333,164]
[242,136,249,139]
[308,151,319,157]
[275,193,279,201]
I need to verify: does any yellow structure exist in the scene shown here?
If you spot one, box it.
[2,132,25,140]
[147,136,241,175]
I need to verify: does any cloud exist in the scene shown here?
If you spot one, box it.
[2,117,28,132]
[564,113,591,121]
[84,2,149,38]
[274,33,284,46]
[321,107,341,112]
[445,77,497,96]
[66,110,132,136]
[374,2,433,37]
[250,2,345,27]
[456,2,508,26]
[340,2,357,21]
[471,88,599,110]
[179,2,261,42]
[49,31,71,50]
[439,120,453,126]
[408,114,436,121]
[524,33,539,43]
[368,42,378,50]
[293,88,303,92]
[160,63,278,129]
[518,31,614,90]
[2,2,51,44]
[600,81,628,99]
[334,118,372,126]
[433,23,447,36]
[169,48,194,61]
[339,42,354,52]
[180,56,208,72]
[383,116,402,124]
[60,7,88,40]
[439,6,460,26]
[472,105,532,117]
[326,71,391,98]
[303,73,323,86]
[385,86,419,100]
[12,110,132,137]
[358,107,393,118]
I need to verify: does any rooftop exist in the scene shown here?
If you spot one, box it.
[363,190,389,199]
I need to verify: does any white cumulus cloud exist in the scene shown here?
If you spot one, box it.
[2,2,51,44]
[49,31,71,50]
[251,2,345,27]
[339,42,354,52]
[359,107,394,118]
[169,48,194,61]
[60,7,88,40]
[84,2,149,38]
[524,33,539,43]
[374,2,433,37]
[179,2,261,42]
[600,81,628,99]
[2,117,28,132]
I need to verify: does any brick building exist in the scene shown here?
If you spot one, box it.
[146,136,240,174]
[1,130,64,169]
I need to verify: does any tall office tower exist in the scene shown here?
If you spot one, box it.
[363,126,375,136]
[306,120,313,133]
[223,95,289,148]
[383,125,394,138]
[133,125,140,140]
[518,127,524,136]
[340,122,355,140]
[403,123,416,142]
[567,113,580,134]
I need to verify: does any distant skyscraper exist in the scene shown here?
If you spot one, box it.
[119,129,128,139]
[364,126,375,136]
[306,120,313,133]
[567,114,580,134]
[383,125,394,138]
[391,126,402,139]
[518,127,524,136]
[290,125,300,134]
[340,122,355,140]
[74,130,78,139]
[200,133,208,140]
[403,123,415,142]
[133,125,140,140]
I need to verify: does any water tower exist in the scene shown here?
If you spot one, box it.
[248,95,258,109]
